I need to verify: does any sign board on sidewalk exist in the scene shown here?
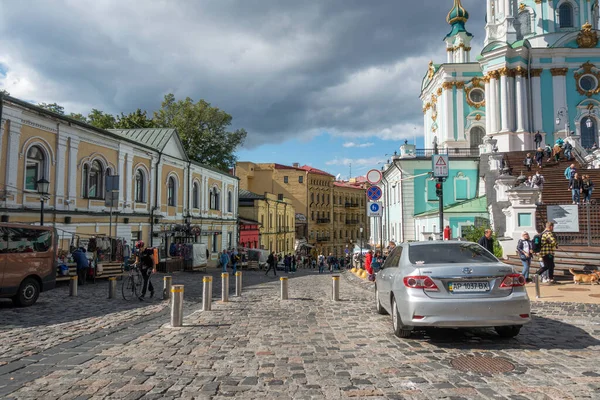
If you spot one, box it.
[366,169,383,185]
[366,185,382,201]
[547,205,580,233]
[367,201,383,217]
[432,154,449,178]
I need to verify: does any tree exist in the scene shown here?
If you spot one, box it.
[38,102,65,115]
[115,109,155,129]
[462,226,504,258]
[69,113,88,123]
[0,89,10,96]
[153,94,247,171]
[87,109,116,129]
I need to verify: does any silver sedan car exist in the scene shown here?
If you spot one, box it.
[375,241,531,338]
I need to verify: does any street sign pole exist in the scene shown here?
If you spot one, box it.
[438,178,444,241]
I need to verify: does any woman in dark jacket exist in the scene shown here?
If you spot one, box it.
[582,175,594,204]
[516,232,533,282]
[570,173,583,204]
[534,148,544,168]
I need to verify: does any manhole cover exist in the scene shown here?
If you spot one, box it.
[590,294,600,298]
[558,288,591,292]
[451,356,515,374]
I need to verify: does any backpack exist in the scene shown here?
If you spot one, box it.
[532,233,543,253]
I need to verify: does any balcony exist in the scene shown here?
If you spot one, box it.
[316,218,331,224]
[316,236,331,243]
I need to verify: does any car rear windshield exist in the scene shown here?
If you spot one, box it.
[408,243,497,265]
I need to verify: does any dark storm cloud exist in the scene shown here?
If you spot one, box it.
[0,0,485,147]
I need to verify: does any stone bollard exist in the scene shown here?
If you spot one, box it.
[235,271,242,297]
[202,276,212,311]
[534,274,541,299]
[332,275,340,301]
[170,285,184,327]
[221,273,229,302]
[108,277,117,299]
[163,276,172,300]
[280,277,289,300]
[69,276,78,297]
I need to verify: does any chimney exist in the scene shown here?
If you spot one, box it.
[293,163,300,168]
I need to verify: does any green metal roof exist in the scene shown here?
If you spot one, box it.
[415,196,488,217]
[108,128,176,151]
[238,189,264,200]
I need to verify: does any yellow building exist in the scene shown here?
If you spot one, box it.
[238,190,295,254]
[0,96,238,261]
[332,180,369,255]
[235,162,368,257]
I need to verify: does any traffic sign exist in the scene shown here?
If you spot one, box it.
[432,154,449,178]
[366,169,382,185]
[366,185,382,201]
[367,201,383,217]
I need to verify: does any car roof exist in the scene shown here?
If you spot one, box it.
[404,240,475,247]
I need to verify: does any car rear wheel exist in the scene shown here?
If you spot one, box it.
[392,297,412,338]
[12,278,40,307]
[375,286,387,315]
[495,325,522,338]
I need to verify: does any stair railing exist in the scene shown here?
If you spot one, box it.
[565,137,590,167]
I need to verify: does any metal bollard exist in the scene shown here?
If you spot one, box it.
[280,277,289,300]
[108,277,117,299]
[69,276,78,297]
[202,276,213,311]
[534,274,541,299]
[235,271,242,297]
[163,276,172,300]
[332,275,340,301]
[170,285,184,327]
[221,273,229,302]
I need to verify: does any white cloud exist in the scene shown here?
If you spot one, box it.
[343,142,374,148]
[325,156,385,167]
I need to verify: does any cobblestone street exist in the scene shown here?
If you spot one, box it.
[1,269,600,400]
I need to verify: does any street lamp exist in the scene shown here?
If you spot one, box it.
[36,178,50,226]
[359,226,364,269]
[556,107,570,136]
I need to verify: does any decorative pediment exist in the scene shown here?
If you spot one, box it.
[576,22,598,49]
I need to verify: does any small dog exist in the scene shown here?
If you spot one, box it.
[569,269,600,285]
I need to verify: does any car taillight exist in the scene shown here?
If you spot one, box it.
[403,276,439,291]
[500,274,526,288]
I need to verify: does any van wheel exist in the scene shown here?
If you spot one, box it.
[13,278,40,307]
[392,298,412,338]
[495,325,522,338]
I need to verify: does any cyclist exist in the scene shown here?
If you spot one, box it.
[137,242,155,300]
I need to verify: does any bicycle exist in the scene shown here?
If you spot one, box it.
[122,262,143,300]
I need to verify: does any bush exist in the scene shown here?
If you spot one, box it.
[462,226,504,258]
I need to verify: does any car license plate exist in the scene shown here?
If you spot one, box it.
[449,281,490,293]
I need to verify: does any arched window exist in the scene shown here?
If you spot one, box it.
[517,11,532,38]
[559,3,574,28]
[470,126,486,149]
[227,191,232,212]
[135,169,145,203]
[167,176,176,206]
[193,182,199,209]
[209,187,220,210]
[85,160,103,198]
[25,146,45,191]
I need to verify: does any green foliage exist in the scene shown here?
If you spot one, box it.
[115,109,155,129]
[38,102,65,115]
[69,113,88,123]
[462,225,503,258]
[87,109,116,129]
[153,94,247,171]
[0,89,10,96]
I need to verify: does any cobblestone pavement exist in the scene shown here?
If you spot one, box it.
[1,268,600,399]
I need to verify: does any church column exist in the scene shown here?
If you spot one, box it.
[490,70,501,133]
[515,67,526,133]
[484,76,492,135]
[456,81,465,141]
[551,68,569,134]
[499,67,510,132]
[530,69,544,133]
[442,82,455,143]
[487,0,493,24]
[498,0,505,18]
[507,69,516,132]
[446,47,453,64]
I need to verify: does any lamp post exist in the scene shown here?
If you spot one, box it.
[36,178,50,226]
[359,226,363,269]
[556,107,570,137]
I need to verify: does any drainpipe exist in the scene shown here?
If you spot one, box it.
[150,152,163,247]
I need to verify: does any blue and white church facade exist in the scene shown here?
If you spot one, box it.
[372,0,600,246]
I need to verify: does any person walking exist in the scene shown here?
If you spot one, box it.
[564,164,575,181]
[570,172,583,205]
[517,231,533,282]
[219,250,230,273]
[532,171,545,189]
[265,251,277,276]
[582,174,595,204]
[563,141,573,161]
[534,131,542,149]
[72,246,89,286]
[232,251,239,275]
[478,229,495,254]
[139,247,155,300]
[544,144,553,162]
[535,147,544,168]
[523,153,533,172]
[536,221,559,284]
[318,253,325,274]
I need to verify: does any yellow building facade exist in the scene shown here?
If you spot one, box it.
[238,190,295,254]
[0,96,238,260]
[235,162,368,257]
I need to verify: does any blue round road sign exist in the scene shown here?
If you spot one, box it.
[370,203,380,212]
[367,186,382,201]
